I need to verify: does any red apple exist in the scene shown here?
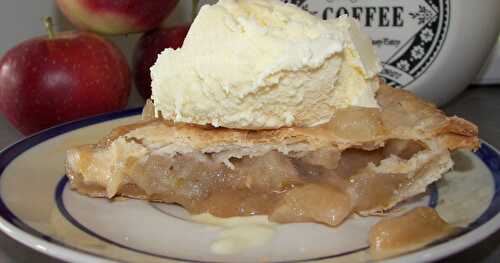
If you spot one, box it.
[0,20,131,135]
[56,0,179,35]
[133,25,189,99]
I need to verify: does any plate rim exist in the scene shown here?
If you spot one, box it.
[0,108,143,263]
[0,109,499,263]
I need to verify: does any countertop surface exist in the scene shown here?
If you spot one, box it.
[0,86,499,263]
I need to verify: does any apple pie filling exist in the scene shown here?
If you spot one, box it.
[69,138,447,227]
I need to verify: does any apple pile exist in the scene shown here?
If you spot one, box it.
[0,0,191,135]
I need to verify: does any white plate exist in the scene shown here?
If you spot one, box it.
[0,108,499,263]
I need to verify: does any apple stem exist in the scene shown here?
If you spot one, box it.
[44,17,56,39]
[192,0,199,22]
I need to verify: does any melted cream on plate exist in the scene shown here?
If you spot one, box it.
[191,213,276,254]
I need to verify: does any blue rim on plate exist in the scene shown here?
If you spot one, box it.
[0,108,498,263]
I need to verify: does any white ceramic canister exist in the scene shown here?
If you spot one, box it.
[198,0,500,105]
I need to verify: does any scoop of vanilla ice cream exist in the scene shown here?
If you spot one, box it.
[151,0,381,129]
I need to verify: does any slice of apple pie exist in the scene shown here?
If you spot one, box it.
[66,85,478,227]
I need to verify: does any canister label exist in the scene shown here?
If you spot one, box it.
[283,0,451,87]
